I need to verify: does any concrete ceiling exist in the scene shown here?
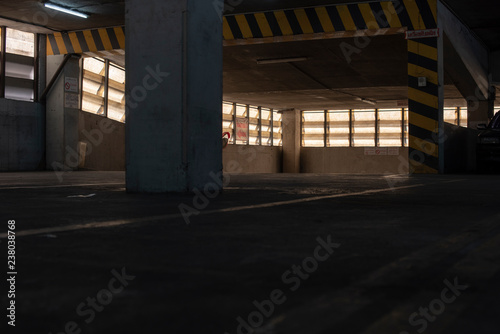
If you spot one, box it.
[223,34,464,109]
[0,1,496,109]
[230,0,500,52]
[1,1,498,51]
[0,0,124,33]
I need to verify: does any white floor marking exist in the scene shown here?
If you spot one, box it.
[0,181,456,239]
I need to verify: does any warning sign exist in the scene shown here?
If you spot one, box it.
[65,77,78,93]
[365,147,401,156]
[405,28,439,40]
[365,148,387,156]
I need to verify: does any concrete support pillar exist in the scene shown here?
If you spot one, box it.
[46,55,81,172]
[282,109,300,173]
[407,0,443,174]
[125,0,223,193]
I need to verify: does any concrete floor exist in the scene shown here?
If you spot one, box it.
[1,171,499,334]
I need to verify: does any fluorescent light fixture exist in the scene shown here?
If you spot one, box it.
[257,57,308,65]
[44,3,89,19]
[355,97,376,105]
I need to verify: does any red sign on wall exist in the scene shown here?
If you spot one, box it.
[235,117,249,141]
[405,29,439,39]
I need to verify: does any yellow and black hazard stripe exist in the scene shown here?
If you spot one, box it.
[223,0,437,44]
[47,27,125,56]
[406,0,439,174]
[46,0,438,54]
[407,38,439,174]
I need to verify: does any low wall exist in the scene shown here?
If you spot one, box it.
[223,145,282,173]
[301,147,409,174]
[0,99,44,171]
[78,112,125,171]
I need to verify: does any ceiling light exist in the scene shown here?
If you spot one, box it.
[355,97,376,105]
[44,3,89,19]
[257,57,308,65]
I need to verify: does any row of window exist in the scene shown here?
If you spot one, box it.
[223,102,283,146]
[82,58,283,146]
[0,28,36,101]
[302,108,468,148]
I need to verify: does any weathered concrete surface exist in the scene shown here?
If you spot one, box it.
[45,55,81,171]
[439,2,490,100]
[223,145,282,173]
[125,0,223,193]
[0,99,44,171]
[282,109,301,173]
[301,147,409,174]
[2,172,500,334]
[79,111,125,171]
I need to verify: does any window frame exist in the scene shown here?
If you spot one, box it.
[0,27,37,102]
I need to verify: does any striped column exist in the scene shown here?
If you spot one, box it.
[407,0,441,174]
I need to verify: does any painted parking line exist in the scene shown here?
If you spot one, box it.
[0,180,463,239]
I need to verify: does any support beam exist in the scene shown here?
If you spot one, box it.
[125,0,223,193]
[438,1,490,100]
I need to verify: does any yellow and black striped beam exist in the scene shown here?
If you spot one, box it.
[47,27,125,56]
[48,0,439,54]
[222,0,437,45]
[407,0,440,174]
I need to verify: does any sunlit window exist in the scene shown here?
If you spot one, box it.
[3,28,35,101]
[6,28,35,57]
[81,58,125,122]
[458,107,467,127]
[82,57,106,115]
[378,109,403,147]
[223,102,235,144]
[221,102,281,147]
[107,64,125,122]
[235,104,248,145]
[272,110,283,147]
[261,108,272,146]
[352,109,376,147]
[404,108,409,147]
[302,111,325,147]
[249,106,260,145]
[327,110,350,147]
[444,107,458,125]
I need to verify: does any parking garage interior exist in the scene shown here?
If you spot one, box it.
[1,1,500,333]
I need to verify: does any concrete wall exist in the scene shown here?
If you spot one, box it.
[301,147,409,174]
[223,145,282,173]
[0,99,44,171]
[45,55,81,171]
[78,112,126,171]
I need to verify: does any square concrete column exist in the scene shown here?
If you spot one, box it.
[282,109,301,173]
[125,0,223,192]
[407,0,444,174]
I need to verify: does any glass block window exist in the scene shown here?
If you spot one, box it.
[378,109,403,147]
[352,109,376,147]
[302,111,325,147]
[327,110,350,147]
